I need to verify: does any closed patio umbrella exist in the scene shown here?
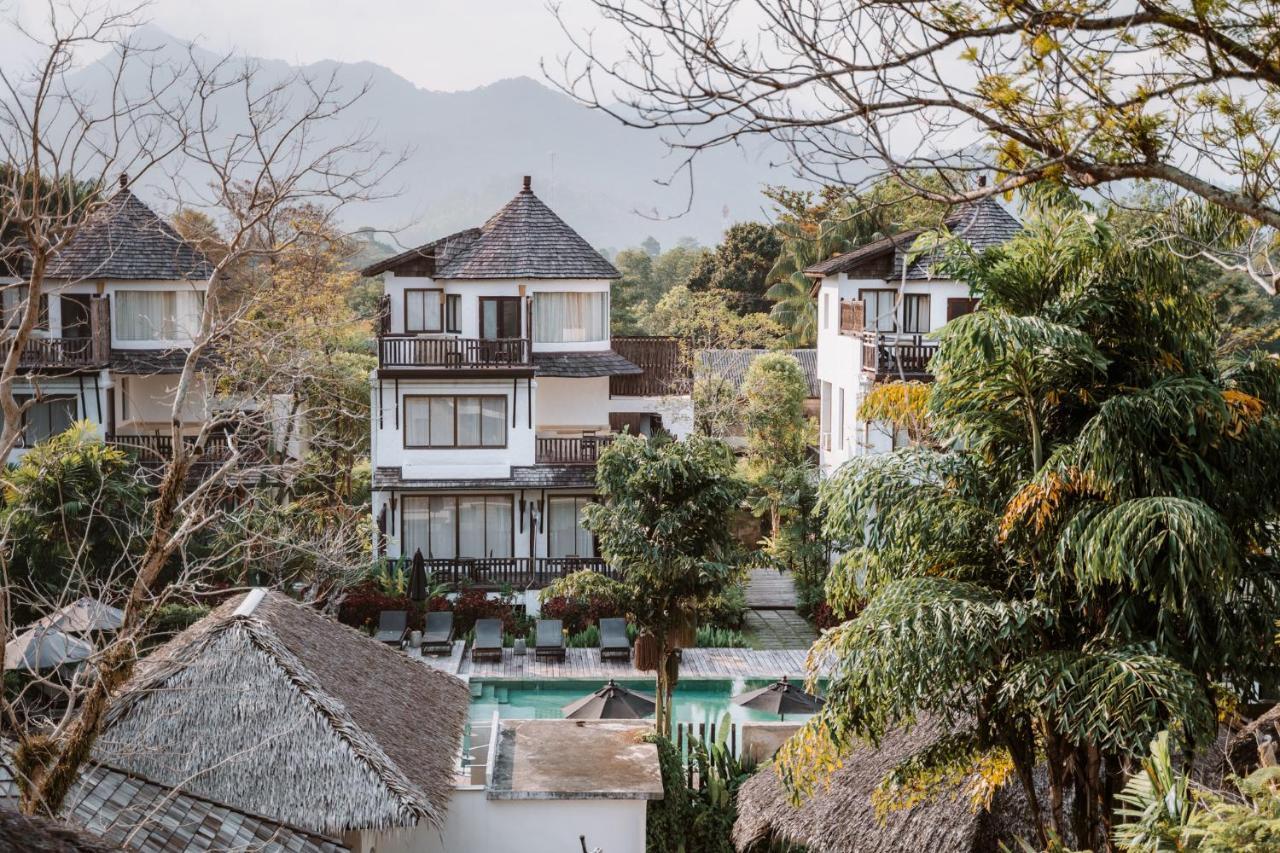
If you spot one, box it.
[562,679,656,720]
[5,626,94,671]
[732,676,824,720]
[408,549,428,602]
[38,598,124,634]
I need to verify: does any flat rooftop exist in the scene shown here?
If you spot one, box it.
[487,719,664,801]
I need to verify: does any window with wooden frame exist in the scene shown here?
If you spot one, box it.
[858,288,898,332]
[902,294,931,334]
[404,289,443,333]
[403,395,507,448]
[401,494,514,559]
[547,495,596,558]
[445,294,461,333]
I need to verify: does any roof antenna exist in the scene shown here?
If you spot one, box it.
[522,175,532,193]
[118,173,129,189]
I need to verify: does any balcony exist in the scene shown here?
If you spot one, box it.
[105,433,263,476]
[10,336,108,371]
[377,336,532,370]
[860,332,939,380]
[416,556,616,589]
[535,434,615,465]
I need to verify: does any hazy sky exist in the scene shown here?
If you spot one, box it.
[3,0,604,91]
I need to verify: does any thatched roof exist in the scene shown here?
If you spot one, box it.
[94,589,469,836]
[732,719,1040,853]
[0,808,116,853]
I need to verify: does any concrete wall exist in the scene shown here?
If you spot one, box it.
[352,788,650,853]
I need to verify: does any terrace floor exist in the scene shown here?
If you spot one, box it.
[742,568,818,650]
[414,644,814,681]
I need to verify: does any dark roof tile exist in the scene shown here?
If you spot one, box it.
[47,189,214,282]
[534,350,642,378]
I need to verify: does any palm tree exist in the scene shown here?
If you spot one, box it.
[766,200,890,346]
[787,204,1280,850]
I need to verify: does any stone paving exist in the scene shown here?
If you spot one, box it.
[742,568,818,650]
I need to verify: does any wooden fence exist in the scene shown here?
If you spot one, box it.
[610,336,691,396]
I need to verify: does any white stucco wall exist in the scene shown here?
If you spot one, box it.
[535,377,611,431]
[352,789,649,853]
[371,376,536,478]
[116,373,210,429]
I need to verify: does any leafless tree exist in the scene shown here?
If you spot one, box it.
[0,3,398,817]
[550,0,1280,290]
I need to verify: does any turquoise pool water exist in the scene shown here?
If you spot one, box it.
[468,678,817,727]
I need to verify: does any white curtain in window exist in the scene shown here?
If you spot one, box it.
[861,291,897,332]
[903,295,931,334]
[429,397,455,446]
[429,496,456,558]
[406,290,441,332]
[405,398,430,446]
[116,290,205,341]
[486,498,513,558]
[548,497,594,558]
[457,397,481,446]
[533,292,607,343]
[458,497,486,557]
[402,498,430,557]
[481,398,505,446]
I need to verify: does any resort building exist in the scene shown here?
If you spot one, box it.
[1,177,229,467]
[809,199,1020,474]
[364,176,692,596]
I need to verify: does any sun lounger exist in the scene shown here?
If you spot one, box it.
[472,618,503,662]
[535,619,566,662]
[599,617,631,662]
[374,610,408,647]
[422,611,454,656]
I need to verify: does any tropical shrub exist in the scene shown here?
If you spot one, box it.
[694,626,748,648]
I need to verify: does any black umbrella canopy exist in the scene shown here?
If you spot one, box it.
[408,549,428,602]
[562,679,657,720]
[732,676,824,717]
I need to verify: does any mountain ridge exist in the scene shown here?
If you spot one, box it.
[71,27,796,249]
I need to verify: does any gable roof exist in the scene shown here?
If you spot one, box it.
[94,589,469,836]
[804,198,1021,282]
[47,187,214,282]
[361,177,619,280]
[0,758,346,853]
[697,349,818,397]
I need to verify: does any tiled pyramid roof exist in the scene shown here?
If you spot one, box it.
[362,177,619,280]
[805,198,1021,281]
[47,187,214,281]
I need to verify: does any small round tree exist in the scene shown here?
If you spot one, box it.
[584,432,746,735]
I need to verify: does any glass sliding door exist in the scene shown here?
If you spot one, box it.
[479,297,521,339]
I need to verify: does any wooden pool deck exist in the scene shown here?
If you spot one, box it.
[413,643,817,681]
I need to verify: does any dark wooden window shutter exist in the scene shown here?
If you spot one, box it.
[946,297,980,322]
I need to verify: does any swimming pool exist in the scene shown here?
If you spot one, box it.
[468,678,818,727]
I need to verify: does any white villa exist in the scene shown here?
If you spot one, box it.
[809,199,1020,474]
[2,176,222,466]
[364,176,691,597]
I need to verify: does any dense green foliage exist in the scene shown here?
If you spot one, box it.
[741,353,810,537]
[644,719,750,853]
[2,423,150,604]
[686,222,782,315]
[794,205,1280,850]
[585,433,746,734]
[612,237,707,333]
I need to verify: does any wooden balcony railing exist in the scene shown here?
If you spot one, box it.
[106,433,247,469]
[378,336,531,369]
[535,434,615,464]
[11,336,105,369]
[860,332,938,380]
[417,556,616,589]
